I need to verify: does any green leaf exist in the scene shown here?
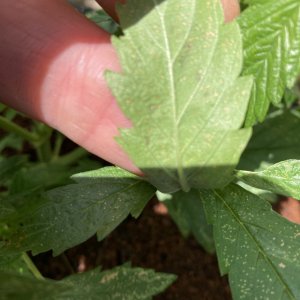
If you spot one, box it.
[283,88,298,108]
[0,103,6,113]
[0,106,19,121]
[160,190,214,253]
[236,160,300,199]
[238,0,300,126]
[0,265,175,300]
[4,156,101,197]
[0,134,23,152]
[0,272,66,300]
[0,254,33,277]
[201,184,300,299]
[8,164,73,194]
[237,181,278,203]
[0,156,27,186]
[86,10,120,35]
[0,200,15,219]
[241,0,273,5]
[8,162,85,195]
[106,0,252,193]
[59,265,176,300]
[1,167,155,255]
[239,110,300,171]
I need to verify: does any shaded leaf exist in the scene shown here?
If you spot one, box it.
[0,266,175,300]
[8,157,101,196]
[160,190,214,253]
[201,184,300,299]
[0,253,34,277]
[0,134,23,152]
[86,10,120,34]
[239,0,300,125]
[283,87,299,108]
[236,160,300,199]
[59,265,176,300]
[9,163,76,195]
[237,181,278,204]
[0,103,6,113]
[0,200,15,219]
[107,0,252,193]
[0,272,65,300]
[241,0,274,5]
[2,156,101,198]
[1,167,155,255]
[0,156,27,186]
[239,110,300,171]
[0,107,19,121]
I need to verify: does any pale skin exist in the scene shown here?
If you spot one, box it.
[0,0,240,173]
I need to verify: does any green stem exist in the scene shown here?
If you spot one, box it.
[22,253,45,281]
[0,116,39,143]
[55,147,88,166]
[40,138,53,162]
[35,140,52,163]
[52,132,64,159]
[61,253,75,274]
[33,125,53,162]
[36,147,45,162]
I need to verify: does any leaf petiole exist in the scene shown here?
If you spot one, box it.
[21,252,44,281]
[54,148,88,166]
[0,116,39,143]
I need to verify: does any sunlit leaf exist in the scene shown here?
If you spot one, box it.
[107,0,252,193]
[239,0,300,125]
[236,160,300,199]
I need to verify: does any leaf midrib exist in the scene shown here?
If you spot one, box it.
[152,0,187,190]
[151,0,220,190]
[212,189,295,299]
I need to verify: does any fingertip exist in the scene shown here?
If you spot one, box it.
[221,0,240,22]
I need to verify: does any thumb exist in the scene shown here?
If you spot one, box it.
[96,0,240,23]
[221,0,240,22]
[0,1,139,174]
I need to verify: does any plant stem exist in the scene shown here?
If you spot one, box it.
[36,147,45,162]
[35,140,52,163]
[40,138,52,162]
[61,253,75,274]
[52,132,64,159]
[55,147,88,166]
[32,124,53,163]
[22,252,45,280]
[0,116,39,143]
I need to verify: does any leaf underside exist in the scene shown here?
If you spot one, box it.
[236,159,300,199]
[0,167,155,256]
[201,184,300,300]
[107,0,252,193]
[239,0,300,126]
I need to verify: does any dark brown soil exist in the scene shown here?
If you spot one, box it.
[32,199,231,300]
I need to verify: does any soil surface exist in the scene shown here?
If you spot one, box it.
[32,198,231,300]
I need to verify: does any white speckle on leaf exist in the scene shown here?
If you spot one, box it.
[100,272,118,284]
[278,263,286,269]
